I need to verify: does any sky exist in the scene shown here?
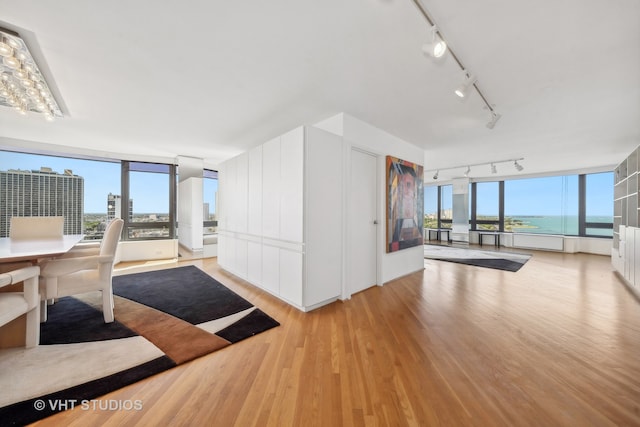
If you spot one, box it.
[0,151,217,213]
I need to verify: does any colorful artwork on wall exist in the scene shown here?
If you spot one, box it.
[386,155,424,253]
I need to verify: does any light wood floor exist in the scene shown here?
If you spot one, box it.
[32,249,640,426]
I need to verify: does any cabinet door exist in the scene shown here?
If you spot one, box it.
[262,245,280,295]
[626,226,635,283]
[279,248,303,306]
[247,241,262,285]
[262,138,281,239]
[236,153,249,234]
[280,127,304,243]
[248,146,263,236]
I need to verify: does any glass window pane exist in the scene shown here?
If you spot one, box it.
[424,186,438,229]
[586,172,614,221]
[440,185,452,229]
[504,175,579,235]
[0,150,120,240]
[129,170,169,223]
[476,182,499,230]
[203,171,218,234]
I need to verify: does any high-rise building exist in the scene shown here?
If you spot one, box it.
[107,193,133,221]
[0,167,84,237]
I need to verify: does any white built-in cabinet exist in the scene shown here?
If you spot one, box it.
[218,126,343,311]
[612,145,640,296]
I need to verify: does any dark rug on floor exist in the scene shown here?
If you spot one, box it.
[427,257,527,272]
[112,265,254,325]
[424,245,531,272]
[0,265,279,426]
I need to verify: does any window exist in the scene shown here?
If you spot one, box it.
[122,161,176,239]
[440,185,452,228]
[583,172,614,237]
[504,175,579,235]
[203,169,218,234]
[473,182,500,231]
[426,171,612,238]
[0,150,120,239]
[424,186,438,229]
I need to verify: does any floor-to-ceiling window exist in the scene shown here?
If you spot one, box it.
[504,175,579,235]
[473,181,500,231]
[122,161,176,239]
[0,150,120,239]
[440,184,452,229]
[583,172,614,237]
[425,171,613,238]
[0,149,178,241]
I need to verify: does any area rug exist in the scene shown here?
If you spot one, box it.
[0,265,279,426]
[424,244,531,272]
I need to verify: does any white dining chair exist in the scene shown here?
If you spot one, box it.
[0,266,41,348]
[9,216,64,239]
[38,219,124,323]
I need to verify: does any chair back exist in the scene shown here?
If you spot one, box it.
[100,219,124,257]
[10,216,64,239]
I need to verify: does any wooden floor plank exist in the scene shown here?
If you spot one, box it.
[31,249,640,426]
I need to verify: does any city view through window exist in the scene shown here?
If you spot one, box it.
[0,151,218,240]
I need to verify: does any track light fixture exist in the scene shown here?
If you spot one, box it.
[486,111,501,129]
[422,26,447,59]
[426,158,524,180]
[411,0,501,128]
[455,72,476,98]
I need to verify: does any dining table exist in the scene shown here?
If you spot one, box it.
[0,234,84,348]
[0,234,85,264]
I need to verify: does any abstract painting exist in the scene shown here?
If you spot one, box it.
[386,155,424,252]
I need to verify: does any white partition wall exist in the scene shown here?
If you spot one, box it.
[218,125,344,311]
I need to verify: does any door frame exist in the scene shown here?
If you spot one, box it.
[343,145,380,299]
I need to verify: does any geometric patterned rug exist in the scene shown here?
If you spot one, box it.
[0,265,279,425]
[424,244,532,272]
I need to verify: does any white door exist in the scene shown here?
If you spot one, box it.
[348,149,378,295]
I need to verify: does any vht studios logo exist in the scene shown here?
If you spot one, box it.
[34,399,143,411]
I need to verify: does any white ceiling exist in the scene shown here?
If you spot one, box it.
[0,0,638,181]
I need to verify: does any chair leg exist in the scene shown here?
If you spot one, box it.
[25,306,40,347]
[102,290,114,323]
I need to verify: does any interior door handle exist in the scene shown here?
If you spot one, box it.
[373,220,378,225]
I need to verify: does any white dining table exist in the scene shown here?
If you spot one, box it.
[0,234,84,263]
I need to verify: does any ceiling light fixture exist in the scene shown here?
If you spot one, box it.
[486,111,502,129]
[422,25,447,59]
[411,0,501,128]
[454,72,476,98]
[426,158,524,180]
[0,27,62,120]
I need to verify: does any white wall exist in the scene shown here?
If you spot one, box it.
[317,113,425,286]
[177,156,204,251]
